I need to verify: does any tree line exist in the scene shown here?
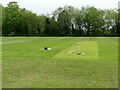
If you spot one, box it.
[1,2,120,36]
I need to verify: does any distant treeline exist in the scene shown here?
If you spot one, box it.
[1,2,120,36]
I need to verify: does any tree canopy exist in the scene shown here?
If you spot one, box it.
[1,2,119,36]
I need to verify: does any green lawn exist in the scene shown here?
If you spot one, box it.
[2,37,118,88]
[0,37,2,89]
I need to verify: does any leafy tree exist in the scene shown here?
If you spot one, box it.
[5,2,21,36]
[49,16,59,36]
[37,15,46,35]
[1,2,118,36]
[52,7,63,20]
[115,9,120,36]
[44,17,50,35]
[74,7,86,36]
[102,9,117,35]
[57,10,71,35]
[0,4,2,36]
[63,5,77,35]
[83,6,104,36]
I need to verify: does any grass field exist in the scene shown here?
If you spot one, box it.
[0,37,2,89]
[2,37,118,88]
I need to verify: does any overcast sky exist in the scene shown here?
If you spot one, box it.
[1,0,120,15]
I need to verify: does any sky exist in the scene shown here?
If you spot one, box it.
[0,0,120,15]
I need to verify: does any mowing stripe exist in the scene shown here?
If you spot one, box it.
[1,39,33,45]
[52,41,99,60]
[97,38,118,61]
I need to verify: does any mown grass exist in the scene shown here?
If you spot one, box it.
[0,37,2,89]
[2,37,118,88]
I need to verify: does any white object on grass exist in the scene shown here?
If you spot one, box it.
[81,52,85,55]
[47,48,51,51]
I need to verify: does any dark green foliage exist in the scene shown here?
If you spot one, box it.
[116,9,120,36]
[0,4,2,36]
[44,18,50,35]
[2,2,118,36]
[2,2,46,36]
[57,10,71,36]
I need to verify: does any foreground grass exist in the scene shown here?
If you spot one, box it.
[0,37,2,89]
[2,37,118,88]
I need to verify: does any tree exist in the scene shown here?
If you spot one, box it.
[5,2,21,36]
[2,2,47,36]
[49,16,59,36]
[0,4,3,36]
[115,9,120,36]
[102,9,117,35]
[63,5,77,35]
[74,7,86,36]
[57,10,71,35]
[44,17,50,35]
[2,2,118,36]
[117,2,120,36]
[83,6,104,36]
